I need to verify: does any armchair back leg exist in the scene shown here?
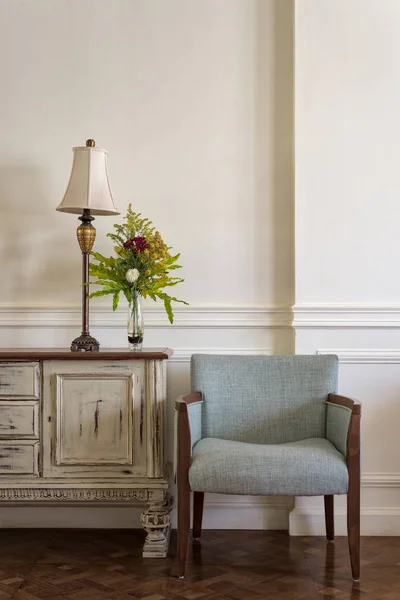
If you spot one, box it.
[324,495,334,541]
[193,491,204,540]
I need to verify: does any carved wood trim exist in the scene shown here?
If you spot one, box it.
[0,488,150,502]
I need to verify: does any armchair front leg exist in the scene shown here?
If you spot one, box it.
[175,392,202,578]
[328,393,361,581]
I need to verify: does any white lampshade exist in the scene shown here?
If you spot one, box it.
[56,142,119,215]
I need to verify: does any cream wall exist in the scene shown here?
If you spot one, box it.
[0,0,294,528]
[0,0,293,307]
[292,0,400,535]
[295,0,400,304]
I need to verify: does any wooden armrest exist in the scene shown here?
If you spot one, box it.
[175,392,203,412]
[328,393,362,416]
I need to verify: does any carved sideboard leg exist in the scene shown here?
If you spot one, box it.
[141,491,172,558]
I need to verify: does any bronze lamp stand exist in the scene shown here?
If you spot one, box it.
[56,139,119,352]
[71,207,99,351]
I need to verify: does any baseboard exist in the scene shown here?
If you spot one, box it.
[170,499,292,530]
[203,501,290,530]
[0,500,292,530]
[289,507,400,536]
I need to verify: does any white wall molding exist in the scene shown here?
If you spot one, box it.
[362,473,400,488]
[294,304,400,329]
[317,350,400,364]
[0,304,292,330]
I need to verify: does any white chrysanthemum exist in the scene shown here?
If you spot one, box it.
[126,268,139,283]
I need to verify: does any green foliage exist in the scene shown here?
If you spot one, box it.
[88,204,188,323]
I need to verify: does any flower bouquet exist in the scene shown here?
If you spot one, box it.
[88,204,187,349]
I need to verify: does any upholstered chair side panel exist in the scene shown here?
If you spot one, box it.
[326,402,352,457]
[188,402,202,451]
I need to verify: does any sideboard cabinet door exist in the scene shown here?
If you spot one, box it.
[42,360,146,478]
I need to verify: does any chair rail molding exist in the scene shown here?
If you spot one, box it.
[293,303,400,328]
[362,473,400,488]
[8,302,400,330]
[317,349,400,364]
[0,304,292,330]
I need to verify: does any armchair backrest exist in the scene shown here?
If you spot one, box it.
[191,354,338,444]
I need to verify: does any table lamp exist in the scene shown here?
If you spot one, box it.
[56,139,120,351]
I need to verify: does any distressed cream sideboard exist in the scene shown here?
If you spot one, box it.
[0,348,172,557]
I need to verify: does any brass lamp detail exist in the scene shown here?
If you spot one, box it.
[56,139,119,352]
[77,211,96,254]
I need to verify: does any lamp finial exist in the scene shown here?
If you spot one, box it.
[86,139,95,147]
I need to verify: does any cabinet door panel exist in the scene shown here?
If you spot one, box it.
[55,374,132,465]
[43,360,146,478]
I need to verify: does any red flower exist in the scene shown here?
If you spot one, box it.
[124,239,134,249]
[133,236,148,252]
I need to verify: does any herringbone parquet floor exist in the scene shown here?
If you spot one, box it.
[0,529,397,599]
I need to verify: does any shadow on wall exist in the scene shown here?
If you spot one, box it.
[255,0,294,306]
[0,164,78,307]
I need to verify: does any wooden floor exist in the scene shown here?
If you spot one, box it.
[0,529,398,599]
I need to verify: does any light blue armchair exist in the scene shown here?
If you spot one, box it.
[176,355,361,580]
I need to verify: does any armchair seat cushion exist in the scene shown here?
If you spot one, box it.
[189,437,348,496]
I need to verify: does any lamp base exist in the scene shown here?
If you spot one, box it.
[70,333,100,352]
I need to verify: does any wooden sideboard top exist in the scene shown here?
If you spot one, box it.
[0,348,173,360]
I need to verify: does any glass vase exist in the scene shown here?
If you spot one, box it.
[127,292,144,351]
